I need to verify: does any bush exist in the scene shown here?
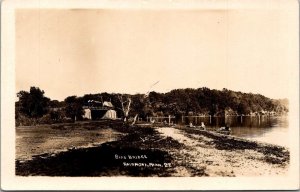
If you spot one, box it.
[16,114,38,126]
[38,114,53,124]
[15,111,71,126]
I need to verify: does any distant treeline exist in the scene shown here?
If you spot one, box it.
[15,87,288,126]
[146,88,288,116]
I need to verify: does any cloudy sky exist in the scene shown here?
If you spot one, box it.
[16,8,297,101]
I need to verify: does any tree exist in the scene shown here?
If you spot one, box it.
[64,96,83,122]
[49,100,64,108]
[237,101,251,115]
[117,94,132,122]
[130,94,147,119]
[16,87,50,117]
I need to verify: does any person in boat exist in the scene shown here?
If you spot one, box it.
[163,120,168,125]
[200,122,206,130]
[150,119,155,124]
[189,122,195,128]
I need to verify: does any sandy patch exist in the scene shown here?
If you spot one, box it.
[156,127,289,176]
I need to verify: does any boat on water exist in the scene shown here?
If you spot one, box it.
[186,122,206,130]
[216,126,231,134]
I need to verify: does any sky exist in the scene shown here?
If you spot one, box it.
[15,8,297,101]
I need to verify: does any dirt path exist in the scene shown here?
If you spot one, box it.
[156,127,289,176]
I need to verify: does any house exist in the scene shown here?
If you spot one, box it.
[103,101,113,108]
[83,108,92,119]
[82,100,117,120]
[103,109,117,119]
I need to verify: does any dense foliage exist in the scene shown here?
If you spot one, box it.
[64,96,84,121]
[16,87,50,118]
[15,87,288,126]
[145,88,288,117]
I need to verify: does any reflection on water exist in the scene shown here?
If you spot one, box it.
[179,116,289,147]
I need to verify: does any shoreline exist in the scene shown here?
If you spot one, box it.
[156,126,289,176]
[16,123,290,176]
[175,126,289,150]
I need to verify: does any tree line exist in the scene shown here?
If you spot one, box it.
[15,87,288,126]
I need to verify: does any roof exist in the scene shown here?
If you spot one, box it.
[103,101,113,108]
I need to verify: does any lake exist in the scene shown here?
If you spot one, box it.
[179,115,289,147]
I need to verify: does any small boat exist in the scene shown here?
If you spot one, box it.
[187,122,196,128]
[216,126,231,134]
[187,122,206,130]
[197,126,206,130]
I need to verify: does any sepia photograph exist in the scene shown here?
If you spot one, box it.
[1,0,299,190]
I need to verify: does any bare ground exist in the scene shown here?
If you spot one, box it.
[157,127,289,176]
[16,121,124,161]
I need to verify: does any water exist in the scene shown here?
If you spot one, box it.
[179,116,289,147]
